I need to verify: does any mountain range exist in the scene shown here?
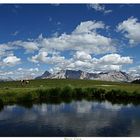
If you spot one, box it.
[0,77,14,82]
[1,69,139,82]
[36,69,135,82]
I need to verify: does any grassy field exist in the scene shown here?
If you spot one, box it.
[0,79,140,93]
[0,79,140,106]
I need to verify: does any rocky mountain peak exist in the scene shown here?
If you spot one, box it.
[35,69,134,82]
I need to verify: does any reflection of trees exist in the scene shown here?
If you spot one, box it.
[17,102,33,109]
[0,105,4,112]
[0,99,4,112]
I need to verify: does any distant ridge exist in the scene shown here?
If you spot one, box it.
[131,79,140,84]
[36,69,134,82]
[35,71,51,79]
[0,77,14,82]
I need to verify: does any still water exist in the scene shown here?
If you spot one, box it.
[0,100,140,137]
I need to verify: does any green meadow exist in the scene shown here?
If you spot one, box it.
[0,79,140,106]
[0,79,140,93]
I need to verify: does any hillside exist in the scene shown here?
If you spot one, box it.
[132,79,140,84]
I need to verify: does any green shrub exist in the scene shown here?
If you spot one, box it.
[106,89,119,99]
[36,88,48,99]
[17,92,33,102]
[132,90,140,98]
[48,87,62,97]
[61,85,73,98]
[72,87,84,98]
[84,88,96,96]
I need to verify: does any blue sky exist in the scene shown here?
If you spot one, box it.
[0,4,140,79]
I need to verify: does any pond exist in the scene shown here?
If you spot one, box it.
[0,100,140,137]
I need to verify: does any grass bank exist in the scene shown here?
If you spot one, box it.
[0,84,140,109]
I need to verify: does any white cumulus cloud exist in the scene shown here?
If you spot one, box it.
[73,20,105,34]
[2,54,21,66]
[29,51,48,63]
[117,17,140,45]
[99,53,133,65]
[38,20,116,54]
[34,52,133,73]
[128,65,140,77]
[88,4,112,14]
[0,44,14,58]
[74,51,92,61]
[0,20,116,59]
[12,41,39,52]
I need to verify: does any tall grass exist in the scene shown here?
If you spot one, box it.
[0,86,140,109]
